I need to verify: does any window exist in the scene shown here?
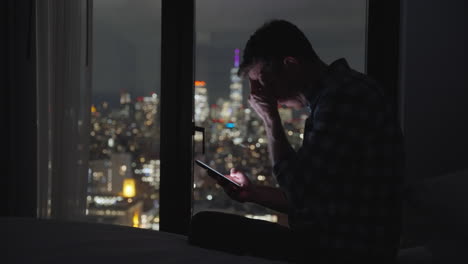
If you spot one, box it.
[85,0,161,230]
[193,0,367,225]
[33,0,399,236]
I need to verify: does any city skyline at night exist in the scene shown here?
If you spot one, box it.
[87,49,310,229]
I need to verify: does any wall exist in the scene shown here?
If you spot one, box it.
[400,0,468,247]
[401,0,468,183]
[3,0,37,217]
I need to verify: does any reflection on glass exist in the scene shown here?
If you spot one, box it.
[86,0,161,230]
[194,0,366,226]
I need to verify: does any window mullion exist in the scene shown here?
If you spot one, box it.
[159,0,195,235]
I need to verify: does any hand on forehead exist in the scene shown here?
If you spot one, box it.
[247,62,264,82]
[249,78,263,94]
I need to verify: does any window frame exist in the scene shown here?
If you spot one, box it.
[162,0,402,235]
[9,0,400,235]
[159,0,195,235]
[366,0,401,123]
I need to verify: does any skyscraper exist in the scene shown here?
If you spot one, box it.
[229,49,243,118]
[194,81,209,124]
[120,90,132,118]
[88,153,133,196]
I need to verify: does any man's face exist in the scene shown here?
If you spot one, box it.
[247,61,305,109]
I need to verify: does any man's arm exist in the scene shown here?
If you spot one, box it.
[247,79,295,166]
[263,113,295,166]
[212,169,290,214]
[246,79,296,213]
[248,184,290,214]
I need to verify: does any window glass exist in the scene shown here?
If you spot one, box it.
[87,0,161,230]
[193,0,367,225]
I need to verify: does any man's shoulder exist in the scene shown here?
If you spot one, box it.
[319,71,385,109]
[307,72,387,128]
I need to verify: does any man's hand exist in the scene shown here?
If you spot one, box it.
[208,168,255,203]
[248,79,279,123]
[208,169,290,213]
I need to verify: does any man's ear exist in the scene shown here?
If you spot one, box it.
[283,56,299,67]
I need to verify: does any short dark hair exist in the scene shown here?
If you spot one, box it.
[238,20,319,77]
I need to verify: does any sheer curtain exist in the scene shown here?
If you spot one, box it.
[36,0,92,220]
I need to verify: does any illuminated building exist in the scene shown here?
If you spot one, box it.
[134,93,159,130]
[120,91,131,104]
[133,92,160,158]
[219,99,233,123]
[120,90,133,118]
[85,195,144,227]
[88,153,133,196]
[88,159,112,194]
[229,49,243,118]
[194,81,209,124]
[139,159,161,189]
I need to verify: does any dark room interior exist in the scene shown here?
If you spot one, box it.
[3,0,467,263]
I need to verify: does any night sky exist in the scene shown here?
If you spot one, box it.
[92,0,366,107]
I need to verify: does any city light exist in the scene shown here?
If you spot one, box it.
[234,48,240,67]
[142,168,152,174]
[226,122,235,128]
[133,212,140,228]
[93,196,122,205]
[194,81,206,86]
[122,178,136,198]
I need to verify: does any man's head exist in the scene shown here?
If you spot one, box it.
[239,20,325,108]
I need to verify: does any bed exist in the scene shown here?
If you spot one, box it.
[4,217,289,263]
[4,169,467,264]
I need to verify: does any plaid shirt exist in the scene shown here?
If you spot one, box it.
[273,58,404,262]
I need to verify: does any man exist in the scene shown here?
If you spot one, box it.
[189,20,404,264]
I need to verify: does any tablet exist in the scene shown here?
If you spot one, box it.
[195,160,241,187]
